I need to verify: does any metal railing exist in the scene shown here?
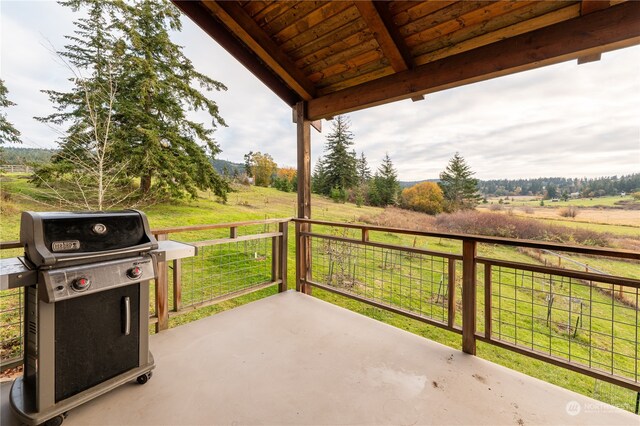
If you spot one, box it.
[150,218,289,332]
[1,216,638,396]
[294,218,640,393]
[0,218,289,367]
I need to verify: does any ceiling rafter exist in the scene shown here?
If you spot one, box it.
[307,1,640,120]
[354,1,413,73]
[202,0,317,100]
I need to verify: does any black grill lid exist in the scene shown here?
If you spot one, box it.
[20,210,158,267]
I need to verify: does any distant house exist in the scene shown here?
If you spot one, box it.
[570,192,580,198]
[551,198,560,202]
[620,192,626,196]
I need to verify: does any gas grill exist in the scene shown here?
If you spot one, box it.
[1,210,196,426]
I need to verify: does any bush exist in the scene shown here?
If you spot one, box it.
[521,206,534,214]
[488,203,503,211]
[330,186,347,203]
[400,182,444,214]
[559,206,579,218]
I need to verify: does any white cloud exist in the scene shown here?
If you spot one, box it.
[1,2,639,180]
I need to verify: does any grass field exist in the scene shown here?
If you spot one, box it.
[1,174,638,411]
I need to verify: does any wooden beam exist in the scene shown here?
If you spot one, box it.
[354,1,412,72]
[292,107,322,132]
[577,1,610,63]
[307,1,640,120]
[172,1,299,106]
[202,1,316,100]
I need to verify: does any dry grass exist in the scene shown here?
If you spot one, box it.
[361,208,612,247]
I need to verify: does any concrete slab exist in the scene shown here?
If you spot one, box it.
[1,291,637,425]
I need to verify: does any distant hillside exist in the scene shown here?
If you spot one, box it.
[211,159,244,176]
[1,147,56,164]
[399,179,439,188]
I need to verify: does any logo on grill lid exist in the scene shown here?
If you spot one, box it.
[92,223,107,234]
[51,240,81,252]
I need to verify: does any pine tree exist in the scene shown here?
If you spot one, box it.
[320,115,357,195]
[114,0,228,200]
[38,0,229,203]
[0,79,21,147]
[369,153,400,206]
[311,157,326,194]
[438,152,481,211]
[356,151,371,183]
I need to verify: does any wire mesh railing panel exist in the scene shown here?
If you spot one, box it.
[308,234,451,326]
[485,264,639,385]
[179,237,274,309]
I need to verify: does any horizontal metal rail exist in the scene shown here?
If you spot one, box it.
[293,218,640,260]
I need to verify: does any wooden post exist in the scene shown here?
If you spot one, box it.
[296,101,312,294]
[462,240,477,355]
[155,233,169,332]
[447,258,456,328]
[173,259,182,312]
[484,264,492,339]
[229,226,238,239]
[279,221,288,292]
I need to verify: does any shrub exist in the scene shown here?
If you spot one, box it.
[488,203,503,211]
[521,206,534,214]
[559,206,579,218]
[330,186,347,203]
[399,182,444,214]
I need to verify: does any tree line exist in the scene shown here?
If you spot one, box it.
[479,174,640,199]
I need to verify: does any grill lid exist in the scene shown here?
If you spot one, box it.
[20,210,158,268]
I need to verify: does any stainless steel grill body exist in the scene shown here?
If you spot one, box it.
[9,210,158,426]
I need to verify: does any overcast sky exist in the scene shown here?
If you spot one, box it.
[1,1,639,181]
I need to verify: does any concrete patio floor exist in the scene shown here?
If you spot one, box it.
[1,290,637,425]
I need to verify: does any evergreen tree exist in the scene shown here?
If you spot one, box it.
[311,157,327,194]
[369,153,400,206]
[114,0,228,200]
[320,115,357,195]
[438,152,481,211]
[38,0,229,203]
[356,151,371,183]
[0,79,21,146]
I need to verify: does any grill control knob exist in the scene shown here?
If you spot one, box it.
[72,277,91,292]
[127,266,143,280]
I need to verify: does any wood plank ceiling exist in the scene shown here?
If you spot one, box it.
[174,1,640,120]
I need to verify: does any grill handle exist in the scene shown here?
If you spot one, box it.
[122,296,131,336]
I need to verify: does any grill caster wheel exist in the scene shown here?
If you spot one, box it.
[137,372,152,384]
[42,412,67,426]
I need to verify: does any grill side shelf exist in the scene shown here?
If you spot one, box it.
[0,257,37,290]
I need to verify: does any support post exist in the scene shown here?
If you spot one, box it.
[173,259,182,312]
[296,101,312,294]
[279,221,288,292]
[447,258,456,328]
[155,233,169,332]
[484,264,492,339]
[462,240,477,355]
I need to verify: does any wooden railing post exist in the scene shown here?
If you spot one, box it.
[484,263,492,339]
[447,258,456,328]
[279,221,288,292]
[173,259,182,312]
[155,233,169,332]
[462,239,477,355]
[296,101,312,295]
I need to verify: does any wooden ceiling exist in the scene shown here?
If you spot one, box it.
[174,1,640,120]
